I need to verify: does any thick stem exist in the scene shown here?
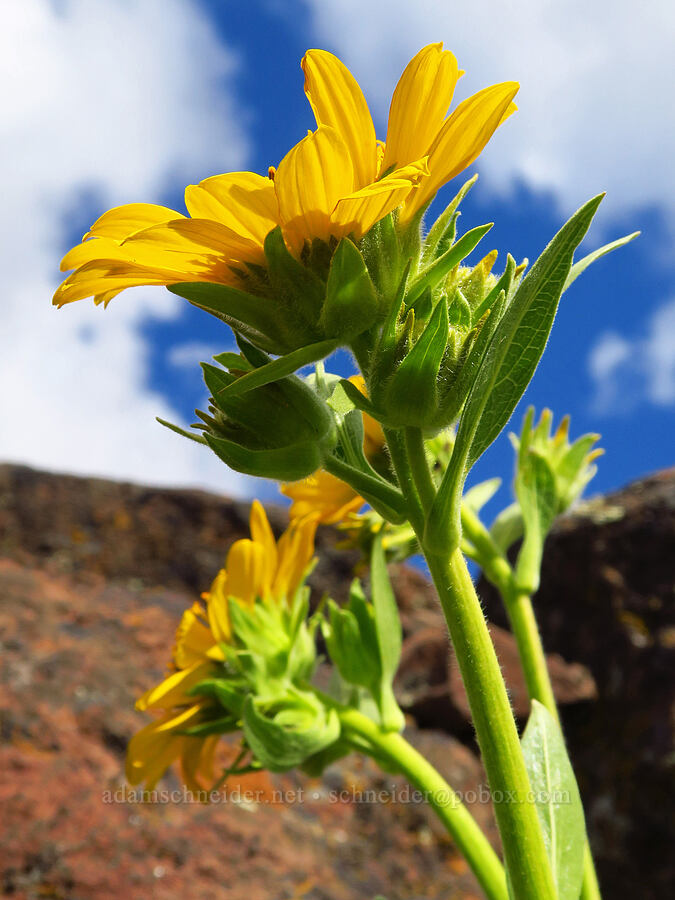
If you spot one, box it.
[503,588,602,900]
[339,707,508,900]
[425,550,557,900]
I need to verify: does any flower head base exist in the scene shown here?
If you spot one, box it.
[126,501,319,793]
[282,375,386,523]
[54,44,517,359]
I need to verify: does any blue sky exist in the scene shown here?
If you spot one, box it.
[1,0,673,513]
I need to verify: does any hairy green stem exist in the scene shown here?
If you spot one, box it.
[338,707,508,900]
[424,550,557,900]
[404,426,436,513]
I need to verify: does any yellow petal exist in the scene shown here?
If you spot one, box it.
[402,81,519,222]
[332,158,429,238]
[185,171,279,244]
[382,43,461,173]
[122,218,264,263]
[173,602,216,669]
[275,125,354,253]
[84,203,185,240]
[249,500,278,595]
[302,49,377,188]
[181,733,218,796]
[126,705,202,788]
[206,569,232,644]
[272,514,317,599]
[224,538,267,607]
[282,470,363,524]
[135,661,213,711]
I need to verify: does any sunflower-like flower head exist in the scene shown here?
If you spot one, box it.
[54,44,518,361]
[126,501,321,794]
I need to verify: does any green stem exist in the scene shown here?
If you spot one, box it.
[338,706,508,900]
[404,426,436,513]
[503,587,602,900]
[384,426,425,532]
[505,589,558,719]
[425,550,557,900]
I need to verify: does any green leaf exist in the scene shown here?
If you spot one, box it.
[214,339,339,399]
[563,230,640,292]
[521,702,586,900]
[385,294,449,427]
[468,194,604,466]
[168,281,278,340]
[463,478,502,515]
[156,417,207,445]
[263,226,325,329]
[322,237,379,338]
[514,450,557,593]
[242,696,340,772]
[489,502,524,554]
[406,223,493,308]
[423,290,507,553]
[370,535,404,731]
[422,173,478,263]
[205,434,322,480]
[335,378,381,420]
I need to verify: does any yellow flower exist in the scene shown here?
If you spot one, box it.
[125,703,219,795]
[54,44,517,309]
[281,376,386,524]
[126,500,317,792]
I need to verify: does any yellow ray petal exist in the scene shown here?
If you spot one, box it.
[275,125,354,253]
[332,158,429,237]
[135,661,213,711]
[402,81,519,222]
[181,733,218,796]
[249,500,278,596]
[122,217,265,263]
[206,569,232,644]
[84,203,185,240]
[173,602,216,669]
[272,514,317,600]
[382,43,461,173]
[282,470,363,524]
[225,538,267,607]
[302,49,377,188]
[185,171,279,244]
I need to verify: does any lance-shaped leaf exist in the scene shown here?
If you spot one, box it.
[214,339,339,399]
[467,194,604,467]
[168,281,279,343]
[206,434,323,480]
[422,173,478,263]
[370,534,404,731]
[514,448,557,594]
[406,222,493,308]
[521,702,587,900]
[384,294,449,427]
[563,230,640,292]
[321,237,379,338]
[424,290,507,553]
[263,226,326,329]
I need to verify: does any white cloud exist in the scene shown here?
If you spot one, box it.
[301,0,675,228]
[588,297,675,413]
[0,0,255,496]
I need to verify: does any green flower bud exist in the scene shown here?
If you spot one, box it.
[368,248,512,434]
[196,344,337,480]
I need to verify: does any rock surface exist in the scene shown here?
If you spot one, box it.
[0,463,672,898]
